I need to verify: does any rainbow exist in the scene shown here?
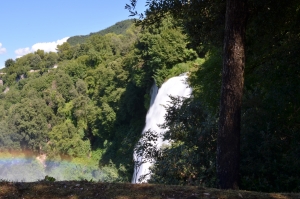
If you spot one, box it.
[0,151,108,182]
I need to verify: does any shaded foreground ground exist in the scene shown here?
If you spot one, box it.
[0,181,299,199]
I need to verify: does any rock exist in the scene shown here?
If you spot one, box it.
[3,87,9,93]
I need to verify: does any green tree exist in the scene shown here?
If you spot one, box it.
[127,0,247,189]
[5,59,15,68]
[30,54,42,69]
[43,88,66,114]
[48,119,90,158]
[72,43,90,59]
[149,97,217,186]
[128,16,197,87]
[59,60,87,82]
[35,49,45,59]
[7,98,56,152]
[57,42,74,61]
[75,79,88,95]
[44,52,59,68]
[54,70,78,102]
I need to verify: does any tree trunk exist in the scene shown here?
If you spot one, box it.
[217,0,247,189]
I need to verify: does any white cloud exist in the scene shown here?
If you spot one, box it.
[15,47,31,57]
[31,37,69,52]
[0,43,7,54]
[15,37,69,58]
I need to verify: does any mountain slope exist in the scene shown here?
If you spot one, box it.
[67,19,135,45]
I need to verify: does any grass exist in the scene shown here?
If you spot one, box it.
[0,180,299,199]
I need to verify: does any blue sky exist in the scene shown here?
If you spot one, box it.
[0,0,146,69]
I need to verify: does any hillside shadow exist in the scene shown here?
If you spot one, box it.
[97,82,148,181]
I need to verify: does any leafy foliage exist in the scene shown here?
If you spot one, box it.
[0,17,194,183]
[125,0,300,192]
[127,16,197,87]
[144,97,218,187]
[67,19,135,46]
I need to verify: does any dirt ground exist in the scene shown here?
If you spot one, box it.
[0,180,298,199]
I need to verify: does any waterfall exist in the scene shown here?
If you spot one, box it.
[132,74,192,183]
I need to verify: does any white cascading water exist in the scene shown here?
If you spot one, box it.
[132,74,192,183]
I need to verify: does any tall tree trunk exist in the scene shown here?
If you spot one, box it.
[217,0,247,189]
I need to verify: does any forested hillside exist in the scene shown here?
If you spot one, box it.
[1,0,300,192]
[67,19,135,45]
[0,17,198,182]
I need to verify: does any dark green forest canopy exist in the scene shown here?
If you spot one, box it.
[67,19,135,46]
